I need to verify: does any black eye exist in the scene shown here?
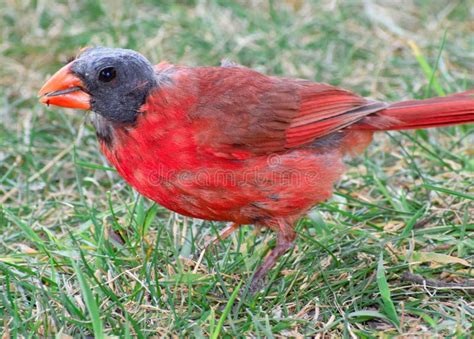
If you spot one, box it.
[98,67,116,82]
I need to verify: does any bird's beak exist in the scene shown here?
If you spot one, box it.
[38,63,91,110]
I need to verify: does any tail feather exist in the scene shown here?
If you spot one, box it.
[356,90,474,131]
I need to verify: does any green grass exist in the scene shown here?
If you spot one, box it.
[1,0,473,337]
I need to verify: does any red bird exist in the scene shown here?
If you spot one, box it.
[39,47,474,291]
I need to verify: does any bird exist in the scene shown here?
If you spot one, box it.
[39,47,474,292]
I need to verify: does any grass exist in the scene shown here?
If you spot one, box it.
[1,0,473,336]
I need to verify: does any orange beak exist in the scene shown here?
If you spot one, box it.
[38,63,91,110]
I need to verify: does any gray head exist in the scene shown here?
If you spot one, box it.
[70,47,157,123]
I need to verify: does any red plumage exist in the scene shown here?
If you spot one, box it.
[357,90,474,130]
[38,49,474,291]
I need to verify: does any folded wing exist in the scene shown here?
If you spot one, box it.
[190,66,386,159]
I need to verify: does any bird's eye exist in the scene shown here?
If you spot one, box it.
[98,67,116,82]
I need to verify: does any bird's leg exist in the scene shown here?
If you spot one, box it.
[204,222,241,249]
[249,220,296,293]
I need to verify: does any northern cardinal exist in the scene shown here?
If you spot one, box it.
[39,47,474,292]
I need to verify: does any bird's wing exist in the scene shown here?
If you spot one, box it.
[190,67,386,159]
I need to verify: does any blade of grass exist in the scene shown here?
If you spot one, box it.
[407,40,445,96]
[426,30,448,98]
[376,253,400,329]
[210,281,242,339]
[72,260,104,339]
[397,207,426,246]
[424,184,474,201]
[3,208,45,249]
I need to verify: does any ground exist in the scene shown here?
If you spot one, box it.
[0,0,473,337]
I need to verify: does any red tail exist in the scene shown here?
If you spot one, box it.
[357,90,474,131]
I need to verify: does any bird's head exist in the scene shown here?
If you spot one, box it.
[39,47,156,124]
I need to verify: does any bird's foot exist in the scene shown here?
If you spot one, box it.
[246,226,296,295]
[203,222,241,250]
[248,276,267,295]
